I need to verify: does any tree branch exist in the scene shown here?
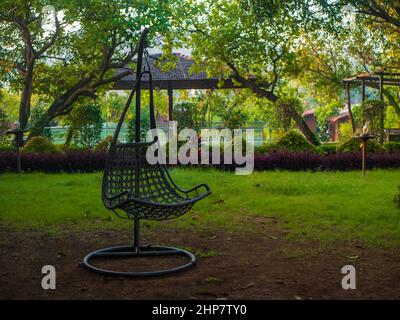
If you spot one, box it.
[35,11,60,58]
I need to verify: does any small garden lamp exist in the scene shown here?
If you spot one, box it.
[354,122,375,176]
[6,128,28,173]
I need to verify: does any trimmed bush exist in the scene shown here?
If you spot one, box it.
[0,143,15,152]
[337,137,383,153]
[22,136,58,153]
[95,135,113,151]
[264,130,317,153]
[316,143,338,155]
[0,150,106,173]
[383,142,400,153]
[61,144,88,152]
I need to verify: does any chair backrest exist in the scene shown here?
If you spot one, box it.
[103,141,181,203]
[110,28,156,147]
[102,28,176,204]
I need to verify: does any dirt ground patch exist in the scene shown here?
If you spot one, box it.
[0,227,399,299]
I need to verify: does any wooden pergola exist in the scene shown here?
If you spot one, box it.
[113,53,246,120]
[343,66,400,132]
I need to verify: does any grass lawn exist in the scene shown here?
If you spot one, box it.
[1,168,399,247]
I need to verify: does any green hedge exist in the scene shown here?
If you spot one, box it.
[316,143,338,154]
[94,135,113,151]
[337,137,383,153]
[383,142,400,153]
[257,130,317,154]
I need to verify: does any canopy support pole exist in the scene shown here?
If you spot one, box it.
[346,81,356,133]
[168,81,173,121]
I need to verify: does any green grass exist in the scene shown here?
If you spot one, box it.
[0,169,399,247]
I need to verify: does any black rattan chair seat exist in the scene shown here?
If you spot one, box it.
[102,142,210,220]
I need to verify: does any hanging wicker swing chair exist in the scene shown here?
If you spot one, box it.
[83,28,211,277]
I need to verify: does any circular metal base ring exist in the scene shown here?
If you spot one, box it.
[82,245,196,277]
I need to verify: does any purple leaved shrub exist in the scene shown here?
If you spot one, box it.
[0,150,399,173]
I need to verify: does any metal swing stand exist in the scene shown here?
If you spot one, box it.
[82,28,210,277]
[83,219,196,277]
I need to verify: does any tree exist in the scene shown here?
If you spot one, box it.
[295,33,354,106]
[274,97,304,131]
[0,0,176,136]
[315,100,341,141]
[127,107,150,142]
[0,0,61,130]
[0,107,9,142]
[178,0,321,145]
[101,92,127,123]
[64,103,103,149]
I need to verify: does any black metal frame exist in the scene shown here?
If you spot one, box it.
[82,28,211,277]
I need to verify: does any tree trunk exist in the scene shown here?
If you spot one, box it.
[28,78,94,138]
[228,66,320,146]
[291,110,320,146]
[245,86,320,145]
[19,63,34,130]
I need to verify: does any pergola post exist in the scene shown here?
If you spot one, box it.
[361,79,365,104]
[167,81,173,121]
[346,81,356,133]
[379,73,385,144]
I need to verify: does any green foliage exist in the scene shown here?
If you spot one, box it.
[315,100,341,141]
[274,130,317,153]
[338,122,354,142]
[218,106,248,130]
[255,143,277,154]
[207,90,249,129]
[337,137,383,153]
[101,93,127,123]
[179,0,312,94]
[275,97,304,130]
[316,143,338,155]
[23,136,58,153]
[29,103,52,139]
[383,142,400,153]
[0,143,15,152]
[296,33,354,105]
[0,107,9,143]
[173,101,198,131]
[94,135,113,152]
[63,144,88,152]
[361,99,386,142]
[127,108,150,142]
[385,105,400,129]
[258,130,317,154]
[64,104,103,149]
[1,0,177,134]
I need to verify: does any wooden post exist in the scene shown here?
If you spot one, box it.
[346,81,356,133]
[362,138,366,176]
[361,80,365,104]
[379,74,384,144]
[167,81,173,121]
